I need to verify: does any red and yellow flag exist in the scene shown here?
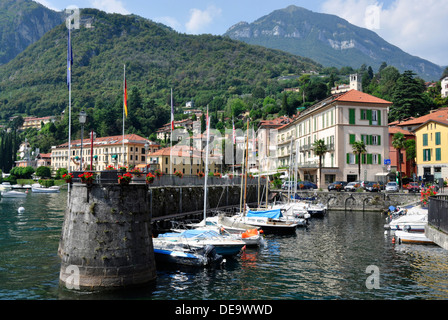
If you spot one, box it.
[124,77,128,117]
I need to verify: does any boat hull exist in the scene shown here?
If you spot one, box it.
[395,231,434,245]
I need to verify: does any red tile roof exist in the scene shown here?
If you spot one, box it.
[396,108,448,127]
[334,90,392,104]
[389,127,415,136]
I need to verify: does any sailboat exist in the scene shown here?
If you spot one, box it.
[226,120,300,234]
[155,105,246,257]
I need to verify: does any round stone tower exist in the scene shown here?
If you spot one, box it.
[58,184,156,291]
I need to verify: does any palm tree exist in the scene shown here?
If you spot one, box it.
[392,132,406,191]
[352,141,367,181]
[313,139,328,189]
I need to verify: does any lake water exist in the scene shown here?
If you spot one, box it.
[1,190,448,300]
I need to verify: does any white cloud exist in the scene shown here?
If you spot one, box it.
[90,0,130,15]
[185,5,222,34]
[321,0,448,66]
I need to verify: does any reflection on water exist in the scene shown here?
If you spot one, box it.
[1,192,448,300]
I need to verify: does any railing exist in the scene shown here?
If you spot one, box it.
[70,171,260,187]
[428,195,448,234]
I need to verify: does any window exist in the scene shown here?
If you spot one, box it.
[349,109,356,125]
[423,134,428,146]
[436,148,441,161]
[360,109,367,120]
[349,134,356,144]
[423,149,431,161]
[347,153,357,164]
[436,132,441,145]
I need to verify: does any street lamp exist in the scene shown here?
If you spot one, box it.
[79,110,87,171]
[145,141,149,173]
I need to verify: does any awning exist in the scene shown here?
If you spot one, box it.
[375,172,390,176]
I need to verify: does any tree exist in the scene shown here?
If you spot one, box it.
[352,141,367,181]
[36,166,51,179]
[389,71,427,122]
[392,132,406,190]
[313,139,328,189]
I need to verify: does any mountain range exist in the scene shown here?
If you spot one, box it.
[224,5,443,81]
[0,0,64,65]
[0,5,320,120]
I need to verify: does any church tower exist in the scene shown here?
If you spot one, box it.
[350,74,362,92]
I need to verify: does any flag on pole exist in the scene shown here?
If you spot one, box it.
[232,118,236,144]
[67,28,73,90]
[171,88,174,130]
[124,75,128,117]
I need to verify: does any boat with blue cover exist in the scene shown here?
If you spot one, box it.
[152,240,224,267]
[229,209,299,234]
[156,229,246,257]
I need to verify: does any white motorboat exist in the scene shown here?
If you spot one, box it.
[228,209,300,234]
[1,190,27,198]
[394,230,434,245]
[188,215,265,247]
[157,229,246,257]
[0,182,12,191]
[152,240,224,267]
[31,186,61,193]
[385,206,428,232]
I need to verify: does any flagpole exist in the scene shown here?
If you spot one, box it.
[67,27,72,174]
[123,64,125,168]
[203,106,210,224]
[170,88,173,176]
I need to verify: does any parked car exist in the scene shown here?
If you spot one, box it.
[365,182,381,192]
[360,181,372,189]
[406,182,421,193]
[281,181,294,190]
[328,181,347,192]
[377,181,385,190]
[385,181,399,192]
[344,181,361,192]
[298,181,317,190]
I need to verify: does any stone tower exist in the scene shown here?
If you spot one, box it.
[58,184,156,291]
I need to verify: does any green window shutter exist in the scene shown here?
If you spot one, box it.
[349,109,356,124]
[377,110,381,126]
[436,132,441,145]
[423,150,426,162]
[350,134,356,144]
[367,154,373,165]
[436,148,441,161]
[423,134,428,146]
[347,153,350,164]
[367,109,372,125]
[369,135,373,145]
[378,154,382,165]
[378,135,381,146]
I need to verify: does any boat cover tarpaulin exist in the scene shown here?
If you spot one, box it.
[159,229,220,239]
[246,209,281,219]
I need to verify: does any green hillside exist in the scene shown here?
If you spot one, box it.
[0,8,321,122]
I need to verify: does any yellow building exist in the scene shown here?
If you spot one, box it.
[415,119,448,181]
[148,145,219,175]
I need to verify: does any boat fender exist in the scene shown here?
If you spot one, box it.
[18,207,25,213]
[392,237,395,244]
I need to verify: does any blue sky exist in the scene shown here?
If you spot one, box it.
[33,0,448,67]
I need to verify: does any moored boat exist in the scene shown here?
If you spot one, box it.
[31,186,61,193]
[1,190,27,198]
[152,240,224,267]
[229,209,299,234]
[157,229,246,257]
[394,230,434,245]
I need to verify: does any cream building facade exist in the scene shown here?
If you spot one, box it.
[276,90,392,188]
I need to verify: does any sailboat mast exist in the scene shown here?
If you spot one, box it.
[243,119,249,214]
[203,106,210,223]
